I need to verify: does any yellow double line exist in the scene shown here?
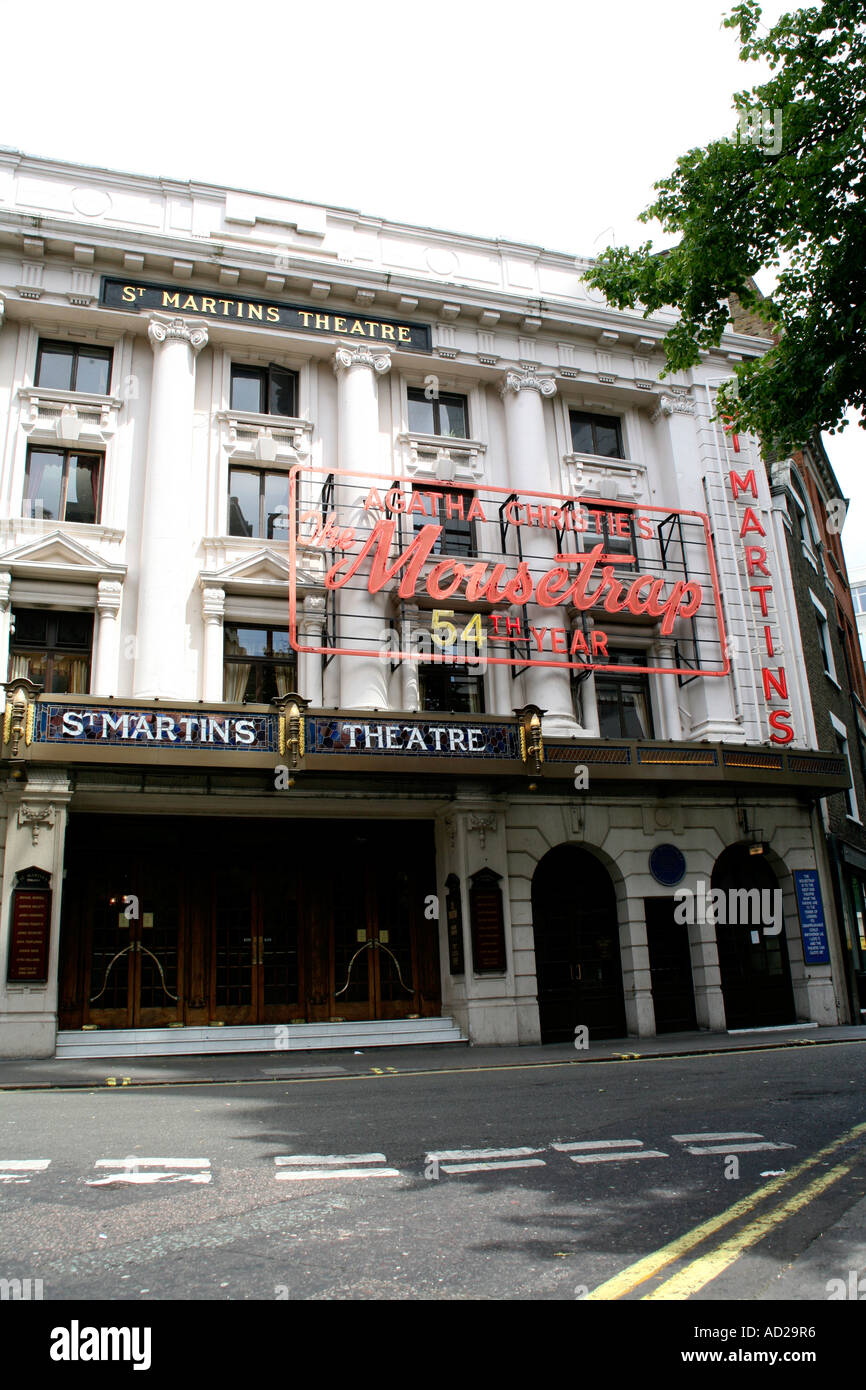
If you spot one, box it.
[586,1120,866,1301]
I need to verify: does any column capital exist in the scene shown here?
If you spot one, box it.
[97,578,122,614]
[0,571,11,610]
[500,368,556,398]
[147,313,208,355]
[202,586,226,621]
[333,344,391,376]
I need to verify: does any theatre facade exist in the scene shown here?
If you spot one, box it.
[0,150,854,1058]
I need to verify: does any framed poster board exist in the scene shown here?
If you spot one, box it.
[7,868,52,984]
[445,874,465,976]
[469,868,507,974]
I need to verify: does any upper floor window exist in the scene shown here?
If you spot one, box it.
[595,648,654,739]
[230,364,297,417]
[412,485,476,556]
[407,387,468,439]
[228,467,289,540]
[569,410,624,459]
[9,609,93,694]
[35,340,112,396]
[852,586,866,617]
[223,624,296,704]
[419,662,485,715]
[587,504,636,560]
[24,447,102,524]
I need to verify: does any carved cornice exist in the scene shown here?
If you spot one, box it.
[19,802,55,846]
[333,345,391,376]
[499,369,556,398]
[147,314,208,354]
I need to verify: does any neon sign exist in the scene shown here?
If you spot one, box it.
[289,468,729,678]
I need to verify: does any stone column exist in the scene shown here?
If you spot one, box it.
[652,639,682,740]
[300,594,326,705]
[500,370,579,735]
[572,614,600,735]
[400,602,421,712]
[332,345,391,710]
[201,586,225,701]
[133,315,208,699]
[0,296,5,332]
[91,580,122,696]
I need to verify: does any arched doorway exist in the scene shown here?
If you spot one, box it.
[532,845,626,1043]
[711,845,796,1029]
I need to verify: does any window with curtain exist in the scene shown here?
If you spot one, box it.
[223,625,296,703]
[594,648,654,739]
[24,447,102,523]
[9,609,93,693]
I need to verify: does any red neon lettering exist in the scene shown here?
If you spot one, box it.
[762,666,788,701]
[769,709,794,744]
[763,625,775,658]
[529,627,548,653]
[744,546,770,577]
[729,470,758,501]
[739,507,766,539]
[750,584,772,616]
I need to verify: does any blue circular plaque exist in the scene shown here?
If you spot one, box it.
[649,843,686,887]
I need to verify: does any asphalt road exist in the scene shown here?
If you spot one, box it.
[1,1041,865,1304]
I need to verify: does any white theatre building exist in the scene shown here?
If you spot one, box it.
[0,149,853,1059]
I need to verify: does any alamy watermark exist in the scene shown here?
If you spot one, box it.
[726,107,783,157]
[674,880,782,940]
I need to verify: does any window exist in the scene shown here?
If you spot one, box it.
[569,410,624,459]
[407,387,468,438]
[811,594,837,681]
[230,364,297,417]
[228,467,289,539]
[35,340,112,396]
[586,504,636,560]
[24,447,102,524]
[595,649,654,738]
[419,663,484,714]
[411,485,476,556]
[852,586,866,617]
[223,625,296,703]
[9,609,93,693]
[831,719,859,821]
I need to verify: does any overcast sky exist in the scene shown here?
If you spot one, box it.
[1,0,863,568]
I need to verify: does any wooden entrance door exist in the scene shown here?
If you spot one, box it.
[532,845,627,1042]
[70,853,183,1030]
[645,897,698,1032]
[327,825,437,1022]
[207,859,302,1024]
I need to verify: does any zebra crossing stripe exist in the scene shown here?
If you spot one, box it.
[87,1157,212,1186]
[567,1149,669,1164]
[552,1140,644,1152]
[672,1132,793,1155]
[274,1154,400,1181]
[0,1159,50,1183]
[426,1147,543,1162]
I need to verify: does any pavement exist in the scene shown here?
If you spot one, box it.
[1,1021,863,1089]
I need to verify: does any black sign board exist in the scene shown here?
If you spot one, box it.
[100,278,432,352]
[445,874,465,976]
[7,868,52,984]
[469,868,507,975]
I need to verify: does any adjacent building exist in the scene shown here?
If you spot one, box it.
[0,150,853,1059]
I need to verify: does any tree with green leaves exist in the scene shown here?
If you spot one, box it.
[585,0,865,455]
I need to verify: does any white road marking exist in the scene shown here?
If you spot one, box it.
[672,1132,794,1155]
[274,1153,387,1166]
[568,1149,669,1164]
[275,1168,401,1181]
[681,1141,794,1155]
[552,1140,645,1152]
[87,1157,212,1186]
[274,1153,400,1181]
[672,1132,765,1143]
[0,1159,51,1184]
[426,1147,544,1161]
[439,1159,547,1174]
